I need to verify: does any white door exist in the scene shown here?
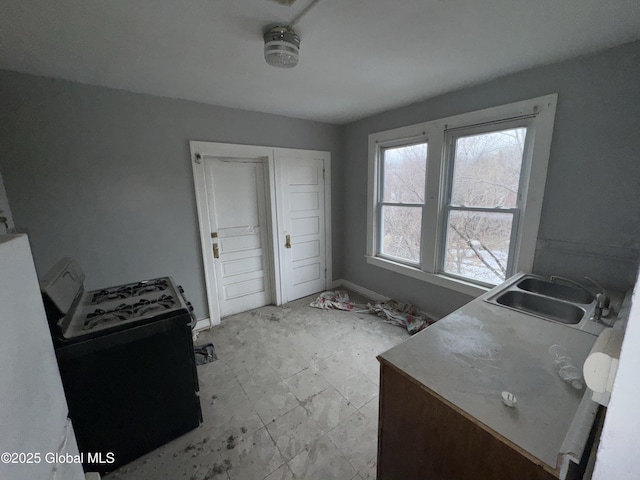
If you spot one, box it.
[275,151,329,302]
[203,157,273,318]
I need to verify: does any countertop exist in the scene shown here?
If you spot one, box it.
[378,294,599,472]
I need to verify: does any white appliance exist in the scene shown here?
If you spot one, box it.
[0,234,85,480]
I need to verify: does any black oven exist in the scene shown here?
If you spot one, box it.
[40,258,202,473]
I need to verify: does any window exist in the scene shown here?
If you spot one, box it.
[366,95,557,295]
[378,142,428,264]
[442,124,527,285]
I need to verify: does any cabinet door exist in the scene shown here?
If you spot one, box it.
[377,362,558,480]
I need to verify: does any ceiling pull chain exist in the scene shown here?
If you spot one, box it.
[290,0,321,27]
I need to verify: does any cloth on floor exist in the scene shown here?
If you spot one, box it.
[194,343,217,365]
[367,299,434,335]
[310,290,356,311]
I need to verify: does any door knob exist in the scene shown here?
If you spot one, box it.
[211,232,219,258]
[285,235,291,249]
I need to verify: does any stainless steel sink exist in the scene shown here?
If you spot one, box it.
[516,278,594,304]
[484,273,598,328]
[494,290,585,324]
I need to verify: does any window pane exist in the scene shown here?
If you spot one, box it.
[451,128,526,208]
[381,206,422,263]
[382,143,427,204]
[444,210,513,285]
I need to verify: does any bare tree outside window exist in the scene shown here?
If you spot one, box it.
[379,143,427,263]
[444,127,526,284]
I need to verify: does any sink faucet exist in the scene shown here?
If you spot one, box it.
[549,275,592,295]
[584,276,610,321]
[550,275,610,323]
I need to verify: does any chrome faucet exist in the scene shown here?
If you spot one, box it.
[549,275,592,295]
[584,276,610,321]
[550,275,610,323]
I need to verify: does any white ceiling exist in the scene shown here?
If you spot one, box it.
[2,0,640,124]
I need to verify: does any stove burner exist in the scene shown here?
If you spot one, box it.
[84,304,134,330]
[91,279,169,304]
[91,287,133,305]
[135,282,169,295]
[82,294,176,330]
[132,294,176,317]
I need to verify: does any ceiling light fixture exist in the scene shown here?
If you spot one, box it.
[263,26,301,68]
[263,0,320,68]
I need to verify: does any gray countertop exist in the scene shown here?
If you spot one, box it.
[378,294,599,471]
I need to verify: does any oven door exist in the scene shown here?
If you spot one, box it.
[55,314,201,473]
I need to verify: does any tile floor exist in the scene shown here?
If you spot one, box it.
[104,292,408,480]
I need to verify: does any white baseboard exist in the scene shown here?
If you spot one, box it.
[194,318,214,331]
[330,279,390,302]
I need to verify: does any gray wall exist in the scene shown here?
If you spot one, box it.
[0,70,343,320]
[342,41,640,318]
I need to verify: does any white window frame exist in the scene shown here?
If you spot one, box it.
[376,138,429,267]
[366,94,558,296]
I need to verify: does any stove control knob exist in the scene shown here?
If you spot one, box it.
[187,301,194,312]
[178,285,185,293]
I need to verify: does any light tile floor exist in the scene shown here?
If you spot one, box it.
[104,292,408,480]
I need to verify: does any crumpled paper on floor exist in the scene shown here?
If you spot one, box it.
[310,290,435,334]
[309,290,356,311]
[367,299,435,335]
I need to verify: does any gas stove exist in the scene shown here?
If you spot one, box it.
[40,258,195,342]
[39,257,202,473]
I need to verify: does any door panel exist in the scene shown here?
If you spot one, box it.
[290,191,319,211]
[204,158,272,317]
[276,153,327,302]
[292,240,320,262]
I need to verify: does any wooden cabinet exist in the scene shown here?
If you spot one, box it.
[377,360,559,480]
[375,294,601,480]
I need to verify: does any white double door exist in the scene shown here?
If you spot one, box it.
[191,143,330,324]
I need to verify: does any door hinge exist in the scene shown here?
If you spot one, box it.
[324,268,327,278]
[322,168,325,181]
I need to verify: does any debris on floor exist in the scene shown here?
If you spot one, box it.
[206,459,232,477]
[194,343,217,365]
[310,290,435,334]
[182,436,211,458]
[251,305,292,321]
[309,290,356,311]
[367,299,435,334]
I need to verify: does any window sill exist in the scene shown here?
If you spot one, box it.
[365,255,490,297]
